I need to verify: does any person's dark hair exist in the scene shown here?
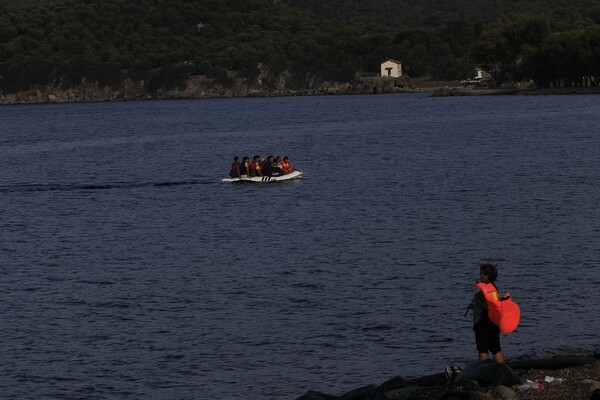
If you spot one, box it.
[242,156,249,161]
[234,156,239,161]
[480,263,498,282]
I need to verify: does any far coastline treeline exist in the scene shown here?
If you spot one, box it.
[1,0,600,100]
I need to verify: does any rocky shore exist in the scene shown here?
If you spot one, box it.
[2,75,599,105]
[0,76,418,105]
[432,86,600,97]
[509,361,600,400]
[297,358,600,400]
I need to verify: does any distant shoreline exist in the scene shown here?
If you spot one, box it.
[2,81,600,106]
[431,86,600,97]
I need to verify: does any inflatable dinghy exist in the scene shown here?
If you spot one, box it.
[223,170,303,183]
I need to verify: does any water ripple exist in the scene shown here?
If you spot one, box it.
[1,95,599,400]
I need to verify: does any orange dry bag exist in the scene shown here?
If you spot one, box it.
[476,282,520,334]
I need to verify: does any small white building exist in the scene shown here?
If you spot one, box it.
[474,68,492,80]
[380,59,402,78]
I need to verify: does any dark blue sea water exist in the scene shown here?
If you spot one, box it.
[1,94,599,400]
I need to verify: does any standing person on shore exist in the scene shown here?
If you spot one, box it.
[472,263,505,362]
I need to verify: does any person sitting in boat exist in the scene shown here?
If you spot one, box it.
[229,156,240,178]
[248,155,262,177]
[239,156,250,178]
[271,156,283,176]
[260,155,275,177]
[280,156,293,174]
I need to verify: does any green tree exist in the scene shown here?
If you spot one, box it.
[0,17,17,42]
[146,63,194,93]
[472,14,551,84]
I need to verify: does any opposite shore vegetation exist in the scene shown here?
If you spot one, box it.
[2,0,600,104]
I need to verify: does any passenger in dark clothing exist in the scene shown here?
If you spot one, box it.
[260,155,274,177]
[272,156,283,176]
[239,156,249,177]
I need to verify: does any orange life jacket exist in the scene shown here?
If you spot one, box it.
[475,282,520,334]
[280,160,292,174]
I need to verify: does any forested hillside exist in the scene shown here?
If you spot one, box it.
[1,0,600,101]
[285,0,600,27]
[2,0,599,27]
[0,0,62,6]
[1,0,414,95]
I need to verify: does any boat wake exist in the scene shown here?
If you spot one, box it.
[0,179,216,193]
